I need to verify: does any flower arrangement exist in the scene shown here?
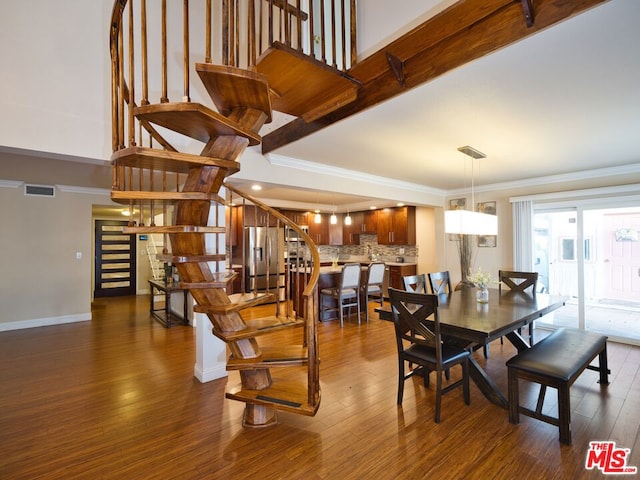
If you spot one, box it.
[467,268,493,289]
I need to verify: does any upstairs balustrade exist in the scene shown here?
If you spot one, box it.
[110,0,357,154]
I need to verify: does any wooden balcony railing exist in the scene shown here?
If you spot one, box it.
[110,0,357,152]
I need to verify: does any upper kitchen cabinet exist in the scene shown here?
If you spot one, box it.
[362,210,378,233]
[343,211,362,245]
[237,204,279,227]
[308,213,342,246]
[281,209,309,226]
[343,210,377,239]
[377,206,416,245]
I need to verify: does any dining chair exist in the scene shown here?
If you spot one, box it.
[320,263,361,327]
[499,270,539,345]
[388,288,470,423]
[499,270,539,294]
[363,262,386,322]
[402,274,427,293]
[427,271,452,295]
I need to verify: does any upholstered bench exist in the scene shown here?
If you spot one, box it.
[506,327,609,445]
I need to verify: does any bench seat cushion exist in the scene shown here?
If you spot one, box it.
[506,328,607,382]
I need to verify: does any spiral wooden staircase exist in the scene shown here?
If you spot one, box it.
[108,0,360,427]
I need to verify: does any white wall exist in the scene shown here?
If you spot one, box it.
[0,1,113,161]
[357,0,456,57]
[0,183,111,329]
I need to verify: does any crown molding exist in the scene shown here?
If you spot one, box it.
[446,163,640,196]
[0,179,24,188]
[510,183,640,203]
[56,185,111,196]
[268,153,447,197]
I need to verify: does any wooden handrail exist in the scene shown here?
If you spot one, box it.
[224,182,321,406]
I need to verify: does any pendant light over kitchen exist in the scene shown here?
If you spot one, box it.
[330,207,337,225]
[344,210,352,225]
[314,209,322,224]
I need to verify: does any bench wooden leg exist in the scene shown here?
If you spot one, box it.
[508,368,520,424]
[558,384,571,445]
[598,344,610,385]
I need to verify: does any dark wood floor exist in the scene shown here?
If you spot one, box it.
[1,295,639,479]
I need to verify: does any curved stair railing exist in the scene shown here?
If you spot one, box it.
[109,0,326,427]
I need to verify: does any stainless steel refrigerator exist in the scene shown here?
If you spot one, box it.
[244,226,286,301]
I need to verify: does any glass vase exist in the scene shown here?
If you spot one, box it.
[476,287,489,303]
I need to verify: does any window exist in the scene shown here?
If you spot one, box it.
[560,237,592,262]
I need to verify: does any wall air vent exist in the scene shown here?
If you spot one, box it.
[25,184,56,197]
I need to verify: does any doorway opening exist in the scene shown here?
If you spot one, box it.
[533,206,640,343]
[94,219,137,297]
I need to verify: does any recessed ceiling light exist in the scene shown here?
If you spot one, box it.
[397,202,404,207]
[370,206,377,210]
[251,184,262,191]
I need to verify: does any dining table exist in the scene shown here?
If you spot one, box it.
[375,287,567,408]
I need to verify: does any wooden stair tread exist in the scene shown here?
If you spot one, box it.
[255,42,359,122]
[226,378,319,416]
[156,253,226,264]
[196,64,272,123]
[111,190,225,204]
[212,315,303,341]
[110,146,240,174]
[227,345,308,370]
[194,292,275,314]
[122,225,225,234]
[134,102,261,146]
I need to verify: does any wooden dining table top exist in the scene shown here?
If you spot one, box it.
[377,288,567,349]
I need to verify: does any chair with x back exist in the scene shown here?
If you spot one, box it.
[499,270,539,345]
[427,271,452,295]
[388,288,470,423]
[403,274,427,294]
[363,262,386,322]
[320,263,362,327]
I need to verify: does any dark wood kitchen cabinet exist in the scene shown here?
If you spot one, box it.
[377,206,415,245]
[307,213,342,245]
[281,209,309,226]
[343,211,362,245]
[236,205,278,227]
[362,210,378,233]
[388,263,417,291]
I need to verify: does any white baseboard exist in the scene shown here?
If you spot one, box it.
[0,313,91,332]
[194,363,228,383]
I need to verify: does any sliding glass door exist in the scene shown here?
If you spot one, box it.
[533,209,580,330]
[533,204,640,343]
[583,207,640,340]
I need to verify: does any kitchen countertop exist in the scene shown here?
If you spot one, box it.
[291,263,416,274]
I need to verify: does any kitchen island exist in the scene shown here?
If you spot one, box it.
[290,262,416,321]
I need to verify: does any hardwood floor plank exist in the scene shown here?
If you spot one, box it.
[1,295,639,479]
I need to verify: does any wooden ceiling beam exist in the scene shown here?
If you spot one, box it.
[262,0,609,154]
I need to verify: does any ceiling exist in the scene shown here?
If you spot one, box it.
[227,0,640,210]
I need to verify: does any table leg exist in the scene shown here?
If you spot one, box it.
[183,290,188,325]
[468,355,508,408]
[149,285,154,314]
[505,330,530,352]
[166,290,172,328]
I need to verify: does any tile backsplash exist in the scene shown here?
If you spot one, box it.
[315,234,418,263]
